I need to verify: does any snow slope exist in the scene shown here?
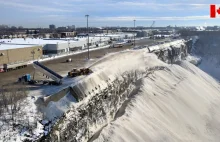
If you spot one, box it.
[40,47,220,142]
[93,55,220,141]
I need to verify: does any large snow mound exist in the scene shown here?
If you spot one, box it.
[94,58,220,141]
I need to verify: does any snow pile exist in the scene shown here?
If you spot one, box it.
[69,50,149,101]
[43,92,76,120]
[94,60,220,142]
[185,54,201,65]
[41,48,220,142]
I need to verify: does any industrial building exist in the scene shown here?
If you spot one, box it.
[0,44,43,65]
[0,44,43,71]
[60,32,76,38]
[0,32,133,71]
[94,33,134,41]
[0,36,111,55]
[136,30,151,37]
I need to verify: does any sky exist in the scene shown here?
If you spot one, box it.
[0,0,220,28]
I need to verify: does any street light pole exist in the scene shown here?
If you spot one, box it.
[133,19,136,47]
[31,49,36,80]
[68,39,70,54]
[85,14,89,60]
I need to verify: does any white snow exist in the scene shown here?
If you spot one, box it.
[40,47,220,142]
[0,37,110,50]
[86,50,220,142]
[0,38,70,45]
[1,38,220,141]
[148,39,184,52]
[185,54,201,65]
[0,44,37,50]
[0,96,43,142]
[44,92,76,120]
[27,45,111,64]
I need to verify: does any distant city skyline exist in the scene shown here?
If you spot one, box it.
[1,0,220,28]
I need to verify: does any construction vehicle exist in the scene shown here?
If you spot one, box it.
[111,40,127,48]
[18,74,37,84]
[68,68,93,78]
[17,62,63,85]
[17,74,60,85]
[127,40,133,44]
[1,62,28,72]
[33,61,63,85]
[66,58,72,63]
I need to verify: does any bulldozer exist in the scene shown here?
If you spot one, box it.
[68,68,93,78]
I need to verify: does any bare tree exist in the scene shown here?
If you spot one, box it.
[0,85,28,128]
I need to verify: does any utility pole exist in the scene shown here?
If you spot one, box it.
[133,20,136,47]
[100,33,101,46]
[31,49,36,80]
[32,49,35,60]
[85,14,90,60]
[68,39,70,54]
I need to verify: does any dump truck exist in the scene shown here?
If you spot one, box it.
[68,68,93,78]
[33,61,63,85]
[2,62,28,72]
[18,74,61,85]
[18,74,38,85]
[17,61,63,85]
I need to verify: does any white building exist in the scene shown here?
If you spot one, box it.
[0,36,111,55]
[0,33,135,55]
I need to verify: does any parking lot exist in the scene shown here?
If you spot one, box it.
[0,38,169,86]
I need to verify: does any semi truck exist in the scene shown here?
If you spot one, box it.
[18,61,63,85]
[0,62,28,73]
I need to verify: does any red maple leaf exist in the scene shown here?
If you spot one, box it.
[217,7,220,14]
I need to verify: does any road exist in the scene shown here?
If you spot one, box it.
[0,38,167,86]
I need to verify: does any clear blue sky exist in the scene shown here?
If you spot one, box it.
[0,0,220,28]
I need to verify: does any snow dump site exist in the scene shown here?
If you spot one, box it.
[1,38,220,142]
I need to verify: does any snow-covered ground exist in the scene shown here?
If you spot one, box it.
[27,45,111,64]
[1,37,220,141]
[185,54,201,65]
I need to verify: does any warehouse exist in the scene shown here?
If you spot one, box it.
[0,44,43,65]
[43,36,111,54]
[0,44,43,71]
[0,36,111,55]
[97,33,134,41]
[0,33,132,55]
[0,38,67,55]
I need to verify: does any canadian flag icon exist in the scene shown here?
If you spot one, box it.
[210,5,220,18]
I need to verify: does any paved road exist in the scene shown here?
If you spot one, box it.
[0,38,168,86]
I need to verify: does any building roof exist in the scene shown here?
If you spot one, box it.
[0,38,69,45]
[0,36,110,50]
[0,44,37,51]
